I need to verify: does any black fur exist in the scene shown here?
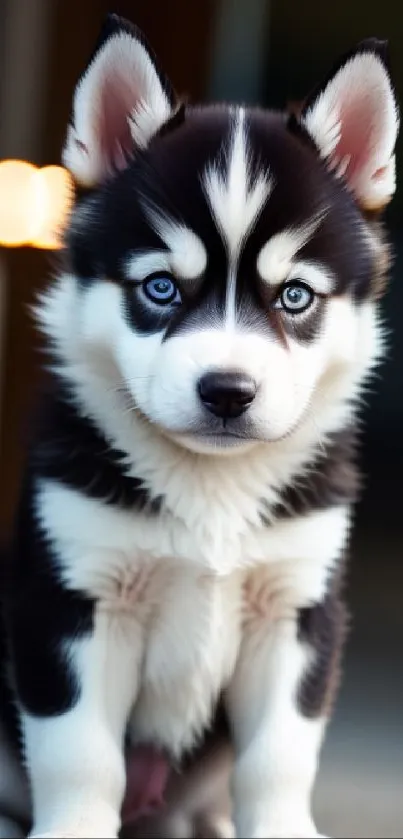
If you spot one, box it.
[273,426,360,522]
[297,566,349,718]
[0,594,20,745]
[4,476,94,718]
[29,380,163,512]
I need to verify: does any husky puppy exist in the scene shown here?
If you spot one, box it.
[0,13,398,839]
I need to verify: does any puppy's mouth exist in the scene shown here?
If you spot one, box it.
[146,413,265,452]
[189,427,259,443]
[122,388,261,444]
[185,432,255,447]
[170,429,260,455]
[161,411,310,453]
[129,400,292,449]
[169,420,267,452]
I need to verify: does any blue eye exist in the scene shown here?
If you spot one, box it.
[143,274,181,306]
[276,282,314,314]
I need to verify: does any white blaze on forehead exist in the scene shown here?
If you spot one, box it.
[142,208,207,279]
[203,108,273,259]
[257,211,328,285]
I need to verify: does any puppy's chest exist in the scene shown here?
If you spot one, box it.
[117,559,298,754]
[45,481,343,751]
[106,559,243,680]
[126,563,242,751]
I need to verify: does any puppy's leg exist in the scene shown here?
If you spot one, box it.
[226,557,347,839]
[13,605,142,839]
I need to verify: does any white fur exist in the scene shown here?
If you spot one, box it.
[204,108,272,327]
[228,617,326,838]
[302,51,399,209]
[125,251,172,281]
[37,480,348,583]
[144,213,208,279]
[125,225,207,284]
[288,261,335,295]
[204,109,272,262]
[256,213,327,285]
[229,540,350,838]
[261,256,334,296]
[62,31,173,186]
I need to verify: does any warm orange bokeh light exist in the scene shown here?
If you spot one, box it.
[0,160,74,249]
[31,166,74,249]
[0,160,38,247]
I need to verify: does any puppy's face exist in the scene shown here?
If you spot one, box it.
[53,18,398,454]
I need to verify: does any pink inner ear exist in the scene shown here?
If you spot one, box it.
[303,52,397,207]
[332,96,376,184]
[98,74,140,172]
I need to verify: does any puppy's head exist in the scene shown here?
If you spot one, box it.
[45,15,398,455]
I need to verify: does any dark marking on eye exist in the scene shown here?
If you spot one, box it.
[267,307,288,347]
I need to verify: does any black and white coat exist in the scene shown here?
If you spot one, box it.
[0,16,398,839]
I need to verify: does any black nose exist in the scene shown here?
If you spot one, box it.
[197,371,257,420]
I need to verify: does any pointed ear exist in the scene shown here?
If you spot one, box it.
[300,39,399,211]
[62,13,176,187]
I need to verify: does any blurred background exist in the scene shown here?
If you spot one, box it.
[0,1,402,836]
